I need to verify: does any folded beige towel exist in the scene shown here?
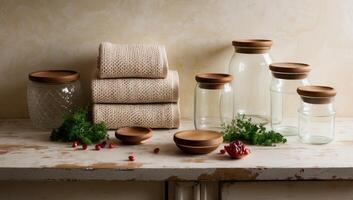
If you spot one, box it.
[98,42,168,78]
[92,70,179,103]
[93,104,180,129]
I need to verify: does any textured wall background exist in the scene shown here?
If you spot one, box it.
[1,0,353,119]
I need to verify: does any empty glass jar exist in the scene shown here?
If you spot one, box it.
[270,62,311,136]
[27,70,81,129]
[297,86,337,144]
[194,73,233,131]
[229,39,272,124]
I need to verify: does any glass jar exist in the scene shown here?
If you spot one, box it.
[270,62,311,136]
[297,86,337,144]
[27,70,81,129]
[229,39,272,124]
[194,73,233,131]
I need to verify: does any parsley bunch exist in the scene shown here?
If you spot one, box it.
[50,108,108,145]
[221,115,287,146]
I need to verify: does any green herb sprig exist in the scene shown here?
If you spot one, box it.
[50,108,108,145]
[221,115,287,146]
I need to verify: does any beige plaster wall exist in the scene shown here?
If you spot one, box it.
[0,0,352,119]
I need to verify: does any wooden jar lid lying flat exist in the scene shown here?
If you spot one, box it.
[115,127,152,145]
[174,130,223,146]
[176,144,220,155]
[297,86,337,104]
[29,70,79,84]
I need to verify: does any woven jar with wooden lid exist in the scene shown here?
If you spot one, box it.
[27,70,81,129]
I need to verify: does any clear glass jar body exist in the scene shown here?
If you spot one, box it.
[229,52,272,124]
[271,78,310,136]
[194,83,233,131]
[27,80,81,129]
[298,101,335,144]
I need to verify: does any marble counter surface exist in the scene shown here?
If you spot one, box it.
[1,119,353,181]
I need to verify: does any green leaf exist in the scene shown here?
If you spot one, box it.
[221,114,286,146]
[50,108,108,144]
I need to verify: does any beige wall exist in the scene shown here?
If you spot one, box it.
[1,0,352,119]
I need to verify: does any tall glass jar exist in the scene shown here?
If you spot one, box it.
[270,62,311,136]
[194,73,233,131]
[297,86,337,144]
[229,39,272,124]
[27,70,81,129]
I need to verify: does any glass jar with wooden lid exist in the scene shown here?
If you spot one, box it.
[228,39,273,124]
[270,62,311,136]
[194,73,233,131]
[27,70,81,129]
[297,86,337,144]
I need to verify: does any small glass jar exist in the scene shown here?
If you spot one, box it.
[229,39,272,124]
[297,86,337,144]
[194,73,233,131]
[27,70,81,129]
[270,62,311,136]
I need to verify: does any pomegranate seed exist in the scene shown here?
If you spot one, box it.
[72,141,78,148]
[95,144,101,151]
[108,144,114,149]
[100,141,107,148]
[128,155,135,161]
[153,148,160,154]
[220,149,226,154]
[82,144,88,150]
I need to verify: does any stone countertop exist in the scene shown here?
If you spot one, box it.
[0,119,353,181]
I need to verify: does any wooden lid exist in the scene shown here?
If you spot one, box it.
[269,62,311,80]
[232,39,272,54]
[29,70,79,84]
[195,73,233,89]
[174,130,223,146]
[297,86,337,104]
[176,143,220,154]
[115,127,152,145]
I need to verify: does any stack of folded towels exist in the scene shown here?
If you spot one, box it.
[92,42,180,129]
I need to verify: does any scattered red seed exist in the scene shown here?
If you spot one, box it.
[153,148,160,154]
[72,141,78,148]
[95,144,101,151]
[100,141,107,148]
[82,144,88,150]
[128,155,135,161]
[220,149,226,154]
[108,143,114,149]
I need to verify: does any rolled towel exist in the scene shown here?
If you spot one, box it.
[98,42,168,78]
[92,70,179,103]
[93,104,180,129]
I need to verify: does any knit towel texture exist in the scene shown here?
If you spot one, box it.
[98,42,168,78]
[93,103,180,129]
[92,70,179,103]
